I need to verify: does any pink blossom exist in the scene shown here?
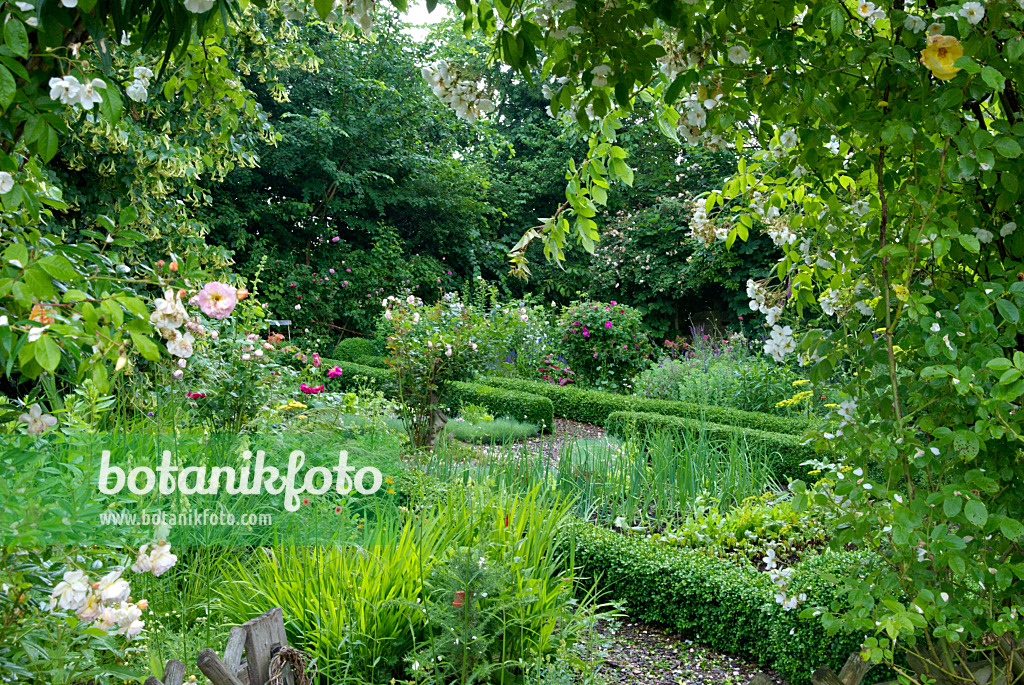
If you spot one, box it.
[332,237,340,242]
[329,269,335,273]
[300,383,325,394]
[610,301,617,305]
[311,353,321,367]
[605,321,613,328]
[327,366,344,379]
[197,282,237,320]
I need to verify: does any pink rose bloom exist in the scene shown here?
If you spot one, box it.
[329,269,335,273]
[197,282,237,319]
[605,321,613,328]
[332,237,340,242]
[312,353,321,367]
[327,366,343,379]
[611,301,617,305]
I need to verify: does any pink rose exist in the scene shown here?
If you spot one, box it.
[327,366,344,379]
[605,321,613,328]
[197,282,237,320]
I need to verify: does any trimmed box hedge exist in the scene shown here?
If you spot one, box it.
[331,337,378,361]
[564,522,880,685]
[480,376,814,435]
[605,410,816,480]
[321,360,553,432]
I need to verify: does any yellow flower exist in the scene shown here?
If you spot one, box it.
[387,487,395,495]
[384,476,395,485]
[920,35,963,81]
[792,379,810,387]
[296,414,307,419]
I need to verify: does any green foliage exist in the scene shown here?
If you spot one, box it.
[446,382,554,433]
[565,522,874,685]
[219,489,592,684]
[332,337,378,362]
[556,300,651,391]
[443,417,540,444]
[604,411,815,481]
[322,360,555,434]
[481,375,814,435]
[633,340,829,417]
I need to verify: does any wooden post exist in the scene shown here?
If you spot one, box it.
[144,659,185,685]
[241,607,289,685]
[198,649,246,685]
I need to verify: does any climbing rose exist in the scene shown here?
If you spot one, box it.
[197,282,237,319]
[920,35,963,81]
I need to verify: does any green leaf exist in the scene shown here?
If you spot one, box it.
[130,332,161,362]
[964,500,988,527]
[954,56,982,74]
[35,336,61,372]
[996,299,1019,323]
[981,66,1006,92]
[958,234,980,253]
[3,19,29,59]
[944,495,963,518]
[1000,518,1024,540]
[314,0,334,18]
[0,65,15,112]
[994,137,1022,158]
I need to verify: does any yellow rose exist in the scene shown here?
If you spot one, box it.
[920,35,963,81]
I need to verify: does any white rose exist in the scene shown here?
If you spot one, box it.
[50,570,91,612]
[148,542,178,577]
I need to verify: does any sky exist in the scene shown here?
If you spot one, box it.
[402,0,448,41]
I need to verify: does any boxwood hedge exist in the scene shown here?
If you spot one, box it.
[564,522,878,685]
[321,361,553,431]
[480,376,815,435]
[605,410,817,480]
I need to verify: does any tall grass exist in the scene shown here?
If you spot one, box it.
[421,426,781,527]
[216,488,590,684]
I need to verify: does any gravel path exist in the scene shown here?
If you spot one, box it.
[592,618,786,685]
[474,417,607,462]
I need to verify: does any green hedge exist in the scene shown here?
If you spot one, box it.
[566,523,880,685]
[606,410,816,480]
[446,382,553,431]
[322,361,553,432]
[481,376,814,435]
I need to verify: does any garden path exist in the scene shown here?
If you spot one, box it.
[592,618,786,685]
[475,417,606,462]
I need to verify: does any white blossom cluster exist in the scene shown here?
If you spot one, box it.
[763,549,806,611]
[421,61,495,123]
[764,324,797,362]
[688,197,727,244]
[125,66,154,103]
[534,0,583,39]
[280,0,376,33]
[48,74,107,110]
[747,279,783,326]
[654,35,698,82]
[150,289,195,359]
[676,90,725,146]
[48,539,176,639]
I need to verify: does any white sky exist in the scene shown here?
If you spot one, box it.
[402,1,448,40]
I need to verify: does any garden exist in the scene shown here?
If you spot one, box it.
[2,2,1023,685]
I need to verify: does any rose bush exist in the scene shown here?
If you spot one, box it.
[557,300,651,391]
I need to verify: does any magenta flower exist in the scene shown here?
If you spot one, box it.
[611,301,617,305]
[329,269,335,273]
[197,282,237,319]
[300,383,325,394]
[332,237,340,242]
[312,353,321,367]
[327,366,344,379]
[605,321,613,328]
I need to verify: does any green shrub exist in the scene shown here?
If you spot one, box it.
[332,337,378,361]
[565,522,876,685]
[481,376,814,435]
[605,410,815,480]
[446,381,554,432]
[351,354,387,367]
[557,300,652,391]
[444,417,540,444]
[323,361,554,433]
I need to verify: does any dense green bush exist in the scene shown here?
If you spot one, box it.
[446,382,554,432]
[565,523,876,685]
[604,411,815,480]
[557,300,653,391]
[331,337,379,361]
[481,376,814,435]
[323,361,554,432]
